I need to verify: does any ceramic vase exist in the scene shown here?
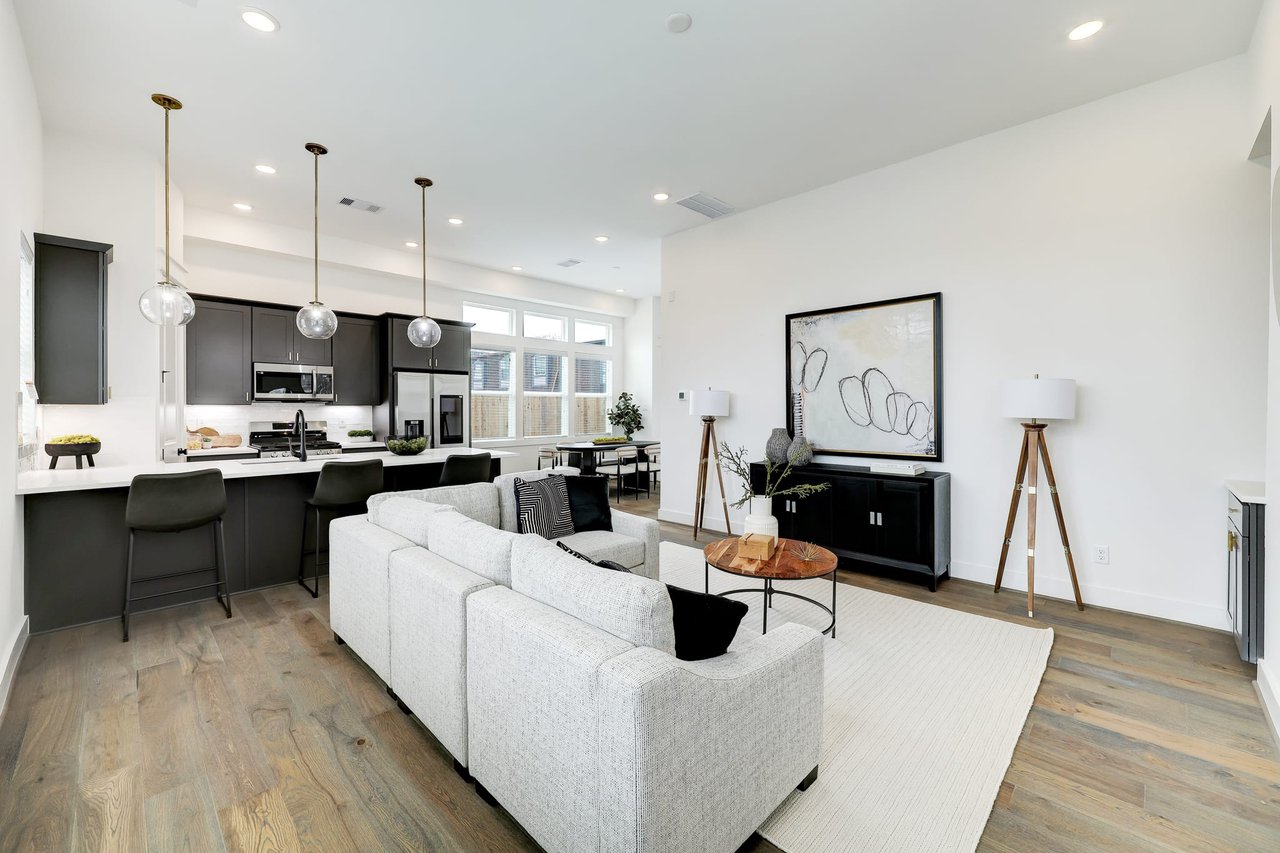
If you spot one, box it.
[787,435,814,466]
[765,428,791,465]
[743,495,780,541]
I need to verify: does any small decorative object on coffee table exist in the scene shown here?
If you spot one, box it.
[738,532,776,561]
[703,537,839,637]
[45,434,102,470]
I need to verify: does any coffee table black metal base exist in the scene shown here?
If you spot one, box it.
[705,562,837,638]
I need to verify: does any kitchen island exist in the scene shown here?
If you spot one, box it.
[19,447,512,632]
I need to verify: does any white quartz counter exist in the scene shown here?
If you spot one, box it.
[16,447,513,495]
[182,445,258,458]
[1226,480,1266,505]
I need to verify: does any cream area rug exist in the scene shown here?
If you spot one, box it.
[659,541,1054,853]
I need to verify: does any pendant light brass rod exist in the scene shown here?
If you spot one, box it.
[420,182,427,315]
[313,148,319,304]
[163,104,170,285]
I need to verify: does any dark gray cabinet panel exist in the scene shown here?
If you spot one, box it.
[389,317,429,369]
[251,306,332,365]
[186,300,252,404]
[34,233,112,404]
[332,316,380,405]
[433,323,471,372]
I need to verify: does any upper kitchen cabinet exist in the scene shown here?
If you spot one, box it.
[332,315,380,405]
[386,315,472,372]
[252,306,332,365]
[186,300,252,404]
[34,233,112,404]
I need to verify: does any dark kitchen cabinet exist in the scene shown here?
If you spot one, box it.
[433,323,471,372]
[386,316,472,372]
[252,306,332,365]
[752,462,951,590]
[388,316,427,370]
[186,300,253,404]
[34,233,112,404]
[332,316,380,405]
[1227,487,1264,663]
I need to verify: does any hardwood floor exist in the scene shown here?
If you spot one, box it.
[2,491,1278,851]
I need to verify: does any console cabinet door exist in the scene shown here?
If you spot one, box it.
[878,480,931,568]
[186,300,252,404]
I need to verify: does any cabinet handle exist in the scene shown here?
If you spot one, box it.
[877,512,883,526]
[869,511,876,525]
[245,391,250,402]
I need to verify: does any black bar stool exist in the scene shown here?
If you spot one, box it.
[122,469,231,642]
[299,459,384,597]
[437,452,492,487]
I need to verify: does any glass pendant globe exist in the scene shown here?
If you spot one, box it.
[138,281,196,326]
[407,315,442,348]
[296,301,338,340]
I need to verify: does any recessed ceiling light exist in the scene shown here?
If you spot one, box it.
[447,218,463,225]
[405,241,419,248]
[233,202,253,211]
[254,164,276,174]
[653,192,669,202]
[666,12,692,34]
[241,8,279,32]
[511,266,524,272]
[1068,20,1104,41]
[615,288,625,293]
[594,235,609,243]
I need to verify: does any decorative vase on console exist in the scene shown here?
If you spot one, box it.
[787,435,814,467]
[765,428,791,465]
[743,495,780,541]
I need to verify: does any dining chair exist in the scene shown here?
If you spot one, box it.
[537,446,563,470]
[611,446,641,503]
[643,444,661,495]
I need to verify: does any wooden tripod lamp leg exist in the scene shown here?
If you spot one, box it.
[1025,426,1040,618]
[1038,430,1085,611]
[692,418,712,541]
[708,419,732,536]
[994,429,1031,593]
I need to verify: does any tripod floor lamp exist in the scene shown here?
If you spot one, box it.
[994,375,1085,617]
[691,389,732,540]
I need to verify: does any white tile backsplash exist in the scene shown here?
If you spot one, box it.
[184,404,375,442]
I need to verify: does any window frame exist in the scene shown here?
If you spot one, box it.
[469,345,516,440]
[463,302,516,336]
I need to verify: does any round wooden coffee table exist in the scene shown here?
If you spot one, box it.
[703,538,839,637]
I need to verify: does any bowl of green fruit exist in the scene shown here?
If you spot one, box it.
[386,437,427,456]
[45,434,102,470]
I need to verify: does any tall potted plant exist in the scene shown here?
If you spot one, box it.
[607,392,644,440]
[719,443,829,540]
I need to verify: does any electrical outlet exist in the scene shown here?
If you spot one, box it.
[1091,545,1110,565]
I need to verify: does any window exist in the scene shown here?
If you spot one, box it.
[574,356,611,435]
[574,320,612,346]
[523,312,567,341]
[523,352,567,437]
[464,303,514,336]
[470,349,514,439]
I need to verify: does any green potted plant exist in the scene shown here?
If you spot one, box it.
[347,428,375,443]
[607,392,644,440]
[718,442,829,540]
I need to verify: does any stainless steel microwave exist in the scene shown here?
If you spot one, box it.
[252,362,335,402]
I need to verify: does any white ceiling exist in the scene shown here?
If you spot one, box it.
[15,0,1263,296]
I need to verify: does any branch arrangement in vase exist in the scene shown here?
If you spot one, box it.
[718,442,830,509]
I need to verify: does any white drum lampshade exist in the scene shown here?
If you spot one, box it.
[690,389,730,418]
[1000,377,1076,421]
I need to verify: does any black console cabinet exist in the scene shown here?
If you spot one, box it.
[750,463,951,590]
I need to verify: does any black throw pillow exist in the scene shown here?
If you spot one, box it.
[564,475,613,533]
[557,541,631,572]
[514,475,575,539]
[666,585,749,661]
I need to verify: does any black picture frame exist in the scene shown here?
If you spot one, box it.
[785,292,943,462]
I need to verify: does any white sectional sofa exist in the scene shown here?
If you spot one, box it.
[329,467,825,853]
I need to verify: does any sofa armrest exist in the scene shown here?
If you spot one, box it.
[596,623,824,853]
[609,509,660,580]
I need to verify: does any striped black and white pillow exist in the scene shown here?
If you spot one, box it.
[514,475,575,539]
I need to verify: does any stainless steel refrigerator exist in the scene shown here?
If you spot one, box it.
[386,371,470,447]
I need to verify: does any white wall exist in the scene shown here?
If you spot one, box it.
[658,56,1268,630]
[624,296,659,437]
[0,0,41,709]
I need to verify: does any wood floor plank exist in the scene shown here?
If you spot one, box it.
[79,700,142,784]
[144,775,227,853]
[137,658,202,798]
[74,763,144,853]
[218,785,303,853]
[192,666,276,810]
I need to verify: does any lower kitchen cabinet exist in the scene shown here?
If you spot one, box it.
[751,462,951,590]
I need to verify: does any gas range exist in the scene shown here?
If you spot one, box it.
[248,421,343,459]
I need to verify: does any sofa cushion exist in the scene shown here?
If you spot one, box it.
[373,497,451,547]
[367,482,500,529]
[510,537,676,655]
[666,585,749,661]
[553,530,645,570]
[557,541,630,573]
[430,509,521,586]
[513,475,575,539]
[565,475,612,533]
[494,467,579,532]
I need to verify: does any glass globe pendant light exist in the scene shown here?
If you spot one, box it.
[407,177,442,348]
[138,94,197,326]
[296,142,338,340]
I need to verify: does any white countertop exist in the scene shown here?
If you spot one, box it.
[16,447,514,495]
[1226,480,1266,505]
[183,445,257,457]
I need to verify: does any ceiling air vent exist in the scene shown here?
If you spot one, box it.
[557,258,583,268]
[338,197,382,214]
[676,192,734,219]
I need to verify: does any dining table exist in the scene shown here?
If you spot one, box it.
[555,439,660,478]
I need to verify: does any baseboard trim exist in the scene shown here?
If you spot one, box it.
[0,616,30,727]
[657,507,743,536]
[1256,659,1280,754]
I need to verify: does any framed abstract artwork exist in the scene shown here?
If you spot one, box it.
[786,292,942,461]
